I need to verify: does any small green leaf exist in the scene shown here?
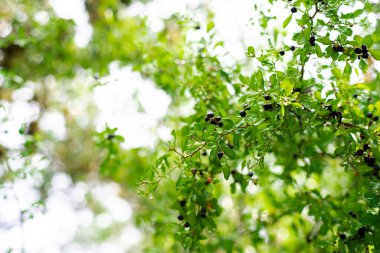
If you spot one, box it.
[223,166,230,180]
[282,14,292,28]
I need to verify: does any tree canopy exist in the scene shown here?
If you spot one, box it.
[1,0,380,252]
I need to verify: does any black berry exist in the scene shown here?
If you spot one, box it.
[200,207,207,213]
[107,134,115,140]
[178,215,184,220]
[217,152,224,159]
[184,222,190,228]
[202,151,207,156]
[355,149,364,156]
[205,116,209,121]
[367,112,373,118]
[353,94,358,98]
[180,200,187,206]
[349,211,357,219]
[207,112,214,118]
[363,144,370,151]
[248,172,254,177]
[264,95,271,100]
[290,46,296,51]
[339,233,346,240]
[309,35,316,46]
[215,116,222,122]
[263,104,273,111]
[218,122,223,127]
[362,52,369,59]
[364,156,375,166]
[291,7,297,13]
[374,116,379,121]
[240,110,247,117]
[362,44,368,52]
[358,227,366,238]
[354,48,362,54]
[280,50,285,56]
[231,169,237,174]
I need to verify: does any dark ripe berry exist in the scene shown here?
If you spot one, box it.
[354,48,362,54]
[349,211,357,219]
[290,46,296,51]
[218,122,224,127]
[200,207,207,213]
[364,156,375,166]
[353,94,358,98]
[339,233,346,240]
[184,222,190,228]
[264,95,271,100]
[217,152,224,159]
[333,44,341,52]
[248,172,254,177]
[202,150,207,156]
[338,45,344,52]
[263,104,273,111]
[231,169,237,175]
[360,133,365,139]
[367,112,373,118]
[207,112,214,118]
[362,44,368,52]
[178,215,184,221]
[210,118,217,125]
[180,200,187,206]
[363,144,370,151]
[215,116,222,122]
[291,6,297,13]
[240,110,247,117]
[309,36,316,46]
[355,149,364,156]
[206,177,212,184]
[362,52,369,59]
[358,227,366,238]
[280,50,285,56]
[293,87,301,92]
[107,134,115,140]
[374,116,379,121]
[205,116,209,121]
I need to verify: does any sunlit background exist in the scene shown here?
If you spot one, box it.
[1,0,379,252]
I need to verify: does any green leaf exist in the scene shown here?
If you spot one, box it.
[247,46,255,57]
[369,49,380,60]
[222,145,236,159]
[280,78,294,96]
[223,166,230,180]
[282,14,292,28]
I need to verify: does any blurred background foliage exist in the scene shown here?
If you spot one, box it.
[1,0,380,252]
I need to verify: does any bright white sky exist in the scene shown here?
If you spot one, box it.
[0,0,379,252]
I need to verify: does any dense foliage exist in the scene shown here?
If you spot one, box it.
[2,0,380,252]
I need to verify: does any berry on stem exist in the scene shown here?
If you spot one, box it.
[178,215,184,221]
[240,110,247,117]
[217,152,224,159]
[291,6,297,13]
[290,46,295,51]
[280,50,285,56]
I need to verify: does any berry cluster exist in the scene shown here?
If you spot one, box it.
[240,104,251,117]
[205,112,223,127]
[355,45,369,59]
